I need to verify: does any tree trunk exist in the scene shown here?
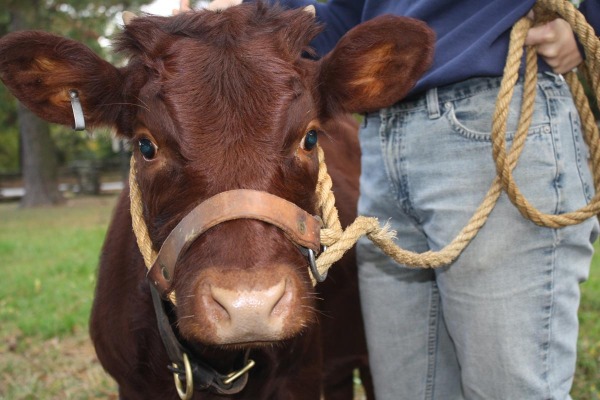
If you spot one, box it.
[10,4,63,207]
[18,104,64,207]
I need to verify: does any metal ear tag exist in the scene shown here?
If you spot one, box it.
[69,89,86,131]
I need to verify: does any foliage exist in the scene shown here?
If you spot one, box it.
[0,87,18,173]
[4,0,148,36]
[51,126,116,166]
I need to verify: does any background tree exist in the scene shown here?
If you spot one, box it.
[2,0,149,207]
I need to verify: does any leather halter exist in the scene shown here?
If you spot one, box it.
[146,189,322,396]
[148,189,322,298]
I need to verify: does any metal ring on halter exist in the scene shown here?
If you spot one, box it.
[173,352,193,400]
[222,359,256,385]
[308,248,327,283]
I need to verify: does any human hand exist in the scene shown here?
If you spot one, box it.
[205,0,242,11]
[173,0,190,14]
[525,13,582,74]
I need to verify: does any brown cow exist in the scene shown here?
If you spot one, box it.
[0,3,433,399]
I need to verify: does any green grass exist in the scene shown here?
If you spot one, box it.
[0,195,598,398]
[0,195,118,399]
[574,250,600,399]
[0,196,114,339]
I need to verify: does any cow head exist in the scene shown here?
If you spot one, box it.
[0,3,434,348]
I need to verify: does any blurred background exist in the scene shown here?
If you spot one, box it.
[0,0,207,206]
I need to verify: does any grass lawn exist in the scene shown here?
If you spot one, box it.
[575,246,600,399]
[0,195,118,399]
[0,195,598,399]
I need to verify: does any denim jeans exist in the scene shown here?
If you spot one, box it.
[357,74,599,400]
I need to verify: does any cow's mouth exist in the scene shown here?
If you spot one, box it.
[201,335,307,351]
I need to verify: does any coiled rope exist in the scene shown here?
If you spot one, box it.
[129,0,600,288]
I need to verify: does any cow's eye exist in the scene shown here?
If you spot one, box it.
[139,138,157,160]
[302,129,318,151]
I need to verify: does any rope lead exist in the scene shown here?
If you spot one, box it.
[313,0,600,279]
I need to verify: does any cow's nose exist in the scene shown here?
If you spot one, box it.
[210,279,287,319]
[204,279,293,343]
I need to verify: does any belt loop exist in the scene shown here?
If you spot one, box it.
[426,87,440,119]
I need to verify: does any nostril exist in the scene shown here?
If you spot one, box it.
[203,287,230,322]
[267,279,287,314]
[213,294,230,316]
[270,280,292,317]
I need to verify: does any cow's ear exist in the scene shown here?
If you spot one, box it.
[0,31,125,129]
[318,15,435,115]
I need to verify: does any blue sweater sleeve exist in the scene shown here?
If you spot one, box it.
[578,0,600,36]
[263,1,600,58]
[255,0,600,95]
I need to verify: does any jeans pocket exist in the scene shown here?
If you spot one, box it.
[445,84,550,142]
[442,82,562,215]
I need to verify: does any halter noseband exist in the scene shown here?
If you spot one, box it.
[147,189,323,298]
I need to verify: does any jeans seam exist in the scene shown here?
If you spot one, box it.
[543,229,559,400]
[379,110,423,224]
[425,281,440,400]
[569,111,593,203]
[539,83,560,399]
[546,94,563,217]
[378,113,402,209]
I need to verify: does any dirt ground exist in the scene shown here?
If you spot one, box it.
[1,328,118,399]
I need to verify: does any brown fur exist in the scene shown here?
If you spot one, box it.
[0,3,434,399]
